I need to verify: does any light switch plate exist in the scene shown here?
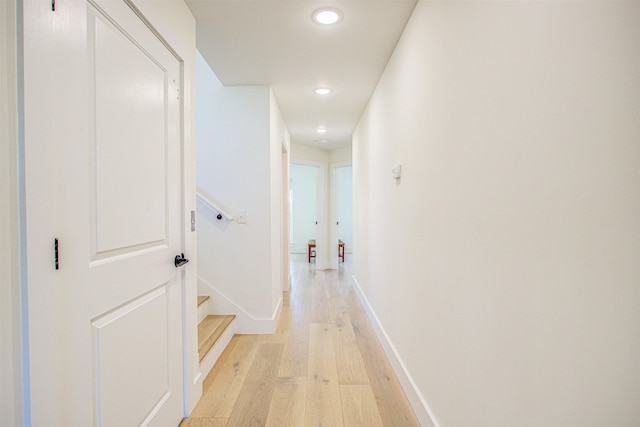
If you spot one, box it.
[237,209,247,224]
[392,163,402,179]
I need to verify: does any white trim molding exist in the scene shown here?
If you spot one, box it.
[351,275,440,427]
[197,276,282,334]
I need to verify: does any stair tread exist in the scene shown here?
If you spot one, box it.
[197,295,210,307]
[198,314,235,363]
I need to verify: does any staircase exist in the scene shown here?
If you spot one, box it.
[197,294,236,379]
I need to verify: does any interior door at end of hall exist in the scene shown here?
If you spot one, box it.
[336,166,352,253]
[25,0,186,425]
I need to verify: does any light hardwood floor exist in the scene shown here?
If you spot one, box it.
[181,254,420,427]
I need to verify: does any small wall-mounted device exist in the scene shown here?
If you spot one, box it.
[237,209,247,224]
[392,163,402,180]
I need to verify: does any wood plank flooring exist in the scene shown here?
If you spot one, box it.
[182,254,420,427]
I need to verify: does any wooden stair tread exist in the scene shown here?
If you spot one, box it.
[197,295,210,307]
[198,314,235,363]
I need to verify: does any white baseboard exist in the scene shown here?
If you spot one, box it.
[351,275,440,427]
[197,276,282,334]
[198,318,235,382]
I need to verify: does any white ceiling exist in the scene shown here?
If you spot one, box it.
[185,0,417,150]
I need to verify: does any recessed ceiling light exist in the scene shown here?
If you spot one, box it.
[312,8,343,25]
[316,127,328,133]
[314,87,332,95]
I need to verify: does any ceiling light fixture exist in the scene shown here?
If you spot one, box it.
[314,87,332,95]
[316,127,328,133]
[312,8,343,25]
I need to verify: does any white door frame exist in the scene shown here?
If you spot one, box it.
[1,0,26,424]
[281,142,290,291]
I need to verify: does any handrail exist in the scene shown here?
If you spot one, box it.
[196,189,234,221]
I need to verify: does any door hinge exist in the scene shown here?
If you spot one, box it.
[54,238,59,270]
[51,0,55,11]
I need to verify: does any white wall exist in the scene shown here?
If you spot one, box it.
[353,1,640,426]
[0,1,23,425]
[290,164,319,253]
[196,52,286,323]
[330,145,352,164]
[291,143,331,164]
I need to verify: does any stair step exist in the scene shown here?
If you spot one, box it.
[198,314,235,363]
[197,295,210,307]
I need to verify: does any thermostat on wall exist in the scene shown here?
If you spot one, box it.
[392,163,402,179]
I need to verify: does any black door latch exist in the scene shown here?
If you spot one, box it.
[174,253,189,268]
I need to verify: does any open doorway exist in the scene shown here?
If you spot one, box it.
[335,165,353,256]
[329,162,352,269]
[289,163,319,256]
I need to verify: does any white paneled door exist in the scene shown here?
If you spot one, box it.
[24,0,185,425]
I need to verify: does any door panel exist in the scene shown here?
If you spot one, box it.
[92,285,169,426]
[92,6,168,255]
[25,0,185,425]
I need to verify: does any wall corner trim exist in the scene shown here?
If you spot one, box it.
[351,275,441,427]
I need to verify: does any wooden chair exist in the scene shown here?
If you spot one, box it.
[308,240,316,263]
[308,239,346,263]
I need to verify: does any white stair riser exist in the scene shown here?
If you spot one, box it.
[197,298,210,323]
[199,319,235,379]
